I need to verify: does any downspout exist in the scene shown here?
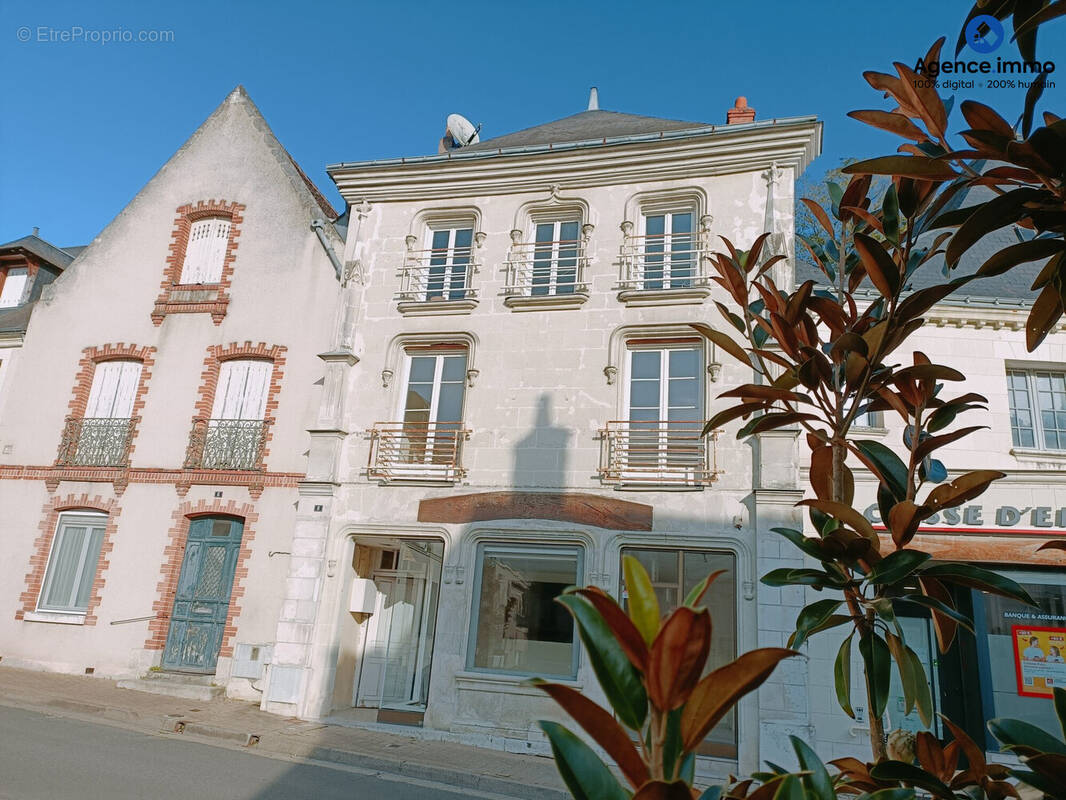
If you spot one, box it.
[311,218,343,282]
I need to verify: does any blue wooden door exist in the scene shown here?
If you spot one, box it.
[162,517,243,673]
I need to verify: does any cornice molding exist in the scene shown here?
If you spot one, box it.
[331,121,822,203]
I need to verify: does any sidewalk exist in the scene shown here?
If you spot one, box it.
[0,666,567,800]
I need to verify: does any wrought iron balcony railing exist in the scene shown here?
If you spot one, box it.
[618,234,710,291]
[184,418,270,471]
[598,420,722,486]
[503,240,590,297]
[56,416,138,467]
[397,247,479,304]
[367,421,471,482]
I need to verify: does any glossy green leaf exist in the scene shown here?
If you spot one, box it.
[556,593,647,730]
[946,188,1044,267]
[539,721,631,800]
[856,789,917,800]
[623,554,661,646]
[790,599,844,649]
[918,563,1035,605]
[897,594,975,633]
[977,238,1064,278]
[865,550,932,585]
[905,645,933,727]
[855,440,909,500]
[987,717,1066,757]
[883,183,900,245]
[859,631,891,719]
[770,527,826,560]
[762,568,842,589]
[870,760,953,799]
[835,632,855,719]
[791,735,834,800]
[697,787,723,800]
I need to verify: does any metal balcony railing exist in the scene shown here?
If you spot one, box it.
[397,247,479,303]
[599,420,722,486]
[367,421,471,482]
[503,240,590,297]
[184,418,270,471]
[618,234,709,291]
[56,416,138,467]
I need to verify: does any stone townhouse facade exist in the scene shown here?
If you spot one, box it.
[3,84,1063,778]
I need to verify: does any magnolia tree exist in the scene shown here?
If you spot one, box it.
[535,2,1066,798]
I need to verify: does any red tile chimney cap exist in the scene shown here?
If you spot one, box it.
[727,96,756,125]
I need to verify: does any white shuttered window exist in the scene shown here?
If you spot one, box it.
[85,361,142,419]
[179,217,231,284]
[211,360,271,420]
[0,267,29,308]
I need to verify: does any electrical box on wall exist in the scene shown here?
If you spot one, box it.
[349,578,378,614]
[232,643,273,679]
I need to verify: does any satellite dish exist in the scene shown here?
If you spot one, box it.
[446,113,481,147]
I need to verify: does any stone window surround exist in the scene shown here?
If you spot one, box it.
[398,207,486,317]
[379,331,479,393]
[16,493,121,626]
[153,200,245,325]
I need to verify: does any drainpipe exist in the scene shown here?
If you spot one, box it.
[311,218,344,282]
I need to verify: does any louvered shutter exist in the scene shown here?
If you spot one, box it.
[0,267,29,308]
[85,361,142,418]
[180,218,230,284]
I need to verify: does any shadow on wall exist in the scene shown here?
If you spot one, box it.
[512,393,571,490]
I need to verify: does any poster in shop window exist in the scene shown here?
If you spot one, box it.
[1012,625,1066,698]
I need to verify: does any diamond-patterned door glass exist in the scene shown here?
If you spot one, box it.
[194,546,228,598]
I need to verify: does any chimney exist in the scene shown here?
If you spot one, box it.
[32,226,39,237]
[726,96,756,125]
[587,86,599,111]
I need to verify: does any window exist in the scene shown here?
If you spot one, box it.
[469,544,581,677]
[640,210,695,289]
[179,217,231,284]
[621,547,737,756]
[606,342,707,483]
[68,360,142,466]
[201,359,271,470]
[38,512,107,614]
[399,350,466,468]
[0,266,28,308]
[1008,368,1066,450]
[424,227,473,301]
[531,220,581,296]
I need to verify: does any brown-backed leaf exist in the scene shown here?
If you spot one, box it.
[913,426,986,461]
[843,156,958,180]
[530,680,651,789]
[919,577,958,652]
[894,61,947,139]
[977,238,1064,278]
[915,731,947,779]
[1037,540,1066,553]
[1027,283,1064,351]
[798,498,879,544]
[801,198,835,238]
[960,100,1016,139]
[691,324,751,368]
[572,587,650,671]
[854,232,901,297]
[848,110,929,141]
[888,500,925,549]
[941,715,986,772]
[632,781,696,800]
[680,648,800,751]
[646,606,711,711]
[810,445,834,501]
[947,188,1045,267]
[925,470,1005,511]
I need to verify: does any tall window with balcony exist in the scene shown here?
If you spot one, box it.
[369,348,469,482]
[188,359,271,470]
[398,222,479,313]
[504,217,589,309]
[59,360,142,467]
[601,341,716,486]
[619,203,709,304]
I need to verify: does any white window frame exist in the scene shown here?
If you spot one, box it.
[0,266,29,308]
[420,225,474,301]
[638,206,697,290]
[211,359,271,421]
[1007,367,1066,452]
[466,542,584,679]
[392,349,468,475]
[528,214,583,297]
[179,217,231,285]
[622,342,704,480]
[37,511,108,615]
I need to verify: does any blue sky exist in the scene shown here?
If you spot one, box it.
[2,0,1063,247]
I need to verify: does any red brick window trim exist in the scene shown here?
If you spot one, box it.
[184,342,287,472]
[16,494,120,625]
[57,343,156,468]
[153,200,245,326]
[145,499,258,657]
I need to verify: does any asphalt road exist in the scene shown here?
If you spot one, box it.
[0,705,512,800]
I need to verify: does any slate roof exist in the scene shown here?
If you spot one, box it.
[0,234,76,270]
[795,181,1047,304]
[461,109,708,152]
